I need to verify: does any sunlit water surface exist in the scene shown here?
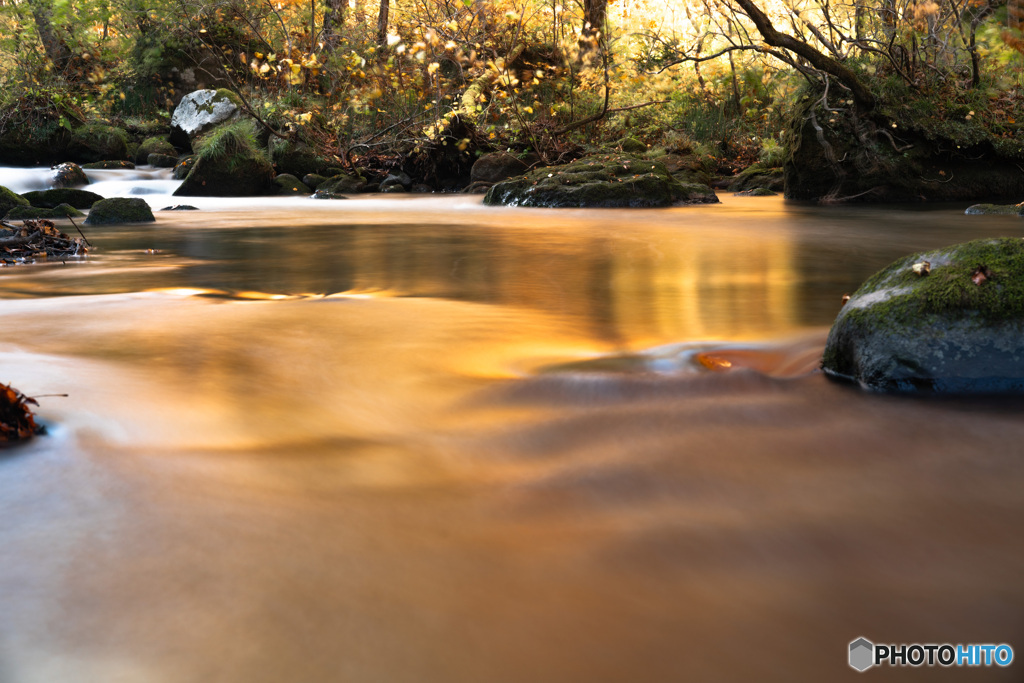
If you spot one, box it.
[1,167,1022,682]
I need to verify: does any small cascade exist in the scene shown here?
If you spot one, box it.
[0,165,180,197]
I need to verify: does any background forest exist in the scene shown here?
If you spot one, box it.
[1,0,1023,178]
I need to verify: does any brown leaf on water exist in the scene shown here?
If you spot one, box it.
[0,382,44,443]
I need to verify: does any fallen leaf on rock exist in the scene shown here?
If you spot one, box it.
[971,265,992,285]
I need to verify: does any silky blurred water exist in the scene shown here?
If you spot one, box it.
[0,169,1022,682]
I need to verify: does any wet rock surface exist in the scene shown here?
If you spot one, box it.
[823,238,1024,393]
[84,197,156,224]
[483,153,718,208]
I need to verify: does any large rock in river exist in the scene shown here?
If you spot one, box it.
[173,121,274,197]
[823,238,1024,393]
[84,197,156,225]
[483,154,718,208]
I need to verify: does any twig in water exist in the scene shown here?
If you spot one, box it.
[66,215,92,247]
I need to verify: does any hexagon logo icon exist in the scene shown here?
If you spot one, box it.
[849,637,874,672]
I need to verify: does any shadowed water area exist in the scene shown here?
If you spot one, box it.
[0,167,1022,682]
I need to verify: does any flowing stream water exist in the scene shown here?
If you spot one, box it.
[1,166,1022,682]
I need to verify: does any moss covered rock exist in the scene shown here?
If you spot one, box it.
[470,152,529,185]
[823,238,1024,393]
[0,118,70,166]
[728,162,785,193]
[269,138,330,178]
[316,173,365,195]
[147,153,178,168]
[135,137,178,165]
[0,185,30,216]
[6,203,84,220]
[302,173,328,190]
[173,121,274,197]
[965,203,1024,216]
[273,173,311,194]
[617,137,648,155]
[173,156,196,180]
[82,160,135,170]
[67,124,130,163]
[22,188,104,209]
[483,154,718,208]
[84,197,156,224]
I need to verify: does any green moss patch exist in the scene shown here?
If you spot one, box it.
[483,153,718,208]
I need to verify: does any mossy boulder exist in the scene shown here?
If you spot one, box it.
[169,89,243,149]
[84,197,156,224]
[173,156,196,180]
[51,163,90,189]
[148,153,178,168]
[67,124,130,163]
[135,137,178,165]
[616,137,648,155]
[735,187,779,197]
[273,173,311,194]
[302,173,328,190]
[483,154,719,208]
[82,160,135,170]
[316,172,365,195]
[6,203,84,220]
[728,162,785,193]
[268,138,330,178]
[0,185,30,216]
[470,152,529,185]
[173,121,274,197]
[823,238,1024,393]
[0,118,70,166]
[21,188,103,209]
[965,203,1024,216]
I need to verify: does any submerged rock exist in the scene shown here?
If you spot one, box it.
[483,154,718,208]
[84,197,156,224]
[823,238,1024,393]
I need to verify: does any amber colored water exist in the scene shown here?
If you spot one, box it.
[1,177,1023,682]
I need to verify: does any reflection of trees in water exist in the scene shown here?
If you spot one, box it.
[87,219,804,342]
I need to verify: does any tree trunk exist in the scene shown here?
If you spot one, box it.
[323,0,345,50]
[732,0,875,109]
[582,0,607,41]
[376,0,389,47]
[28,0,72,70]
